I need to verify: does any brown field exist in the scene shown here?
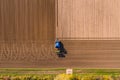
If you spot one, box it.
[0,40,120,68]
[1,0,120,68]
[57,0,120,39]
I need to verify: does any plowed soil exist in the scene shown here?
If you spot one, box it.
[1,40,120,68]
